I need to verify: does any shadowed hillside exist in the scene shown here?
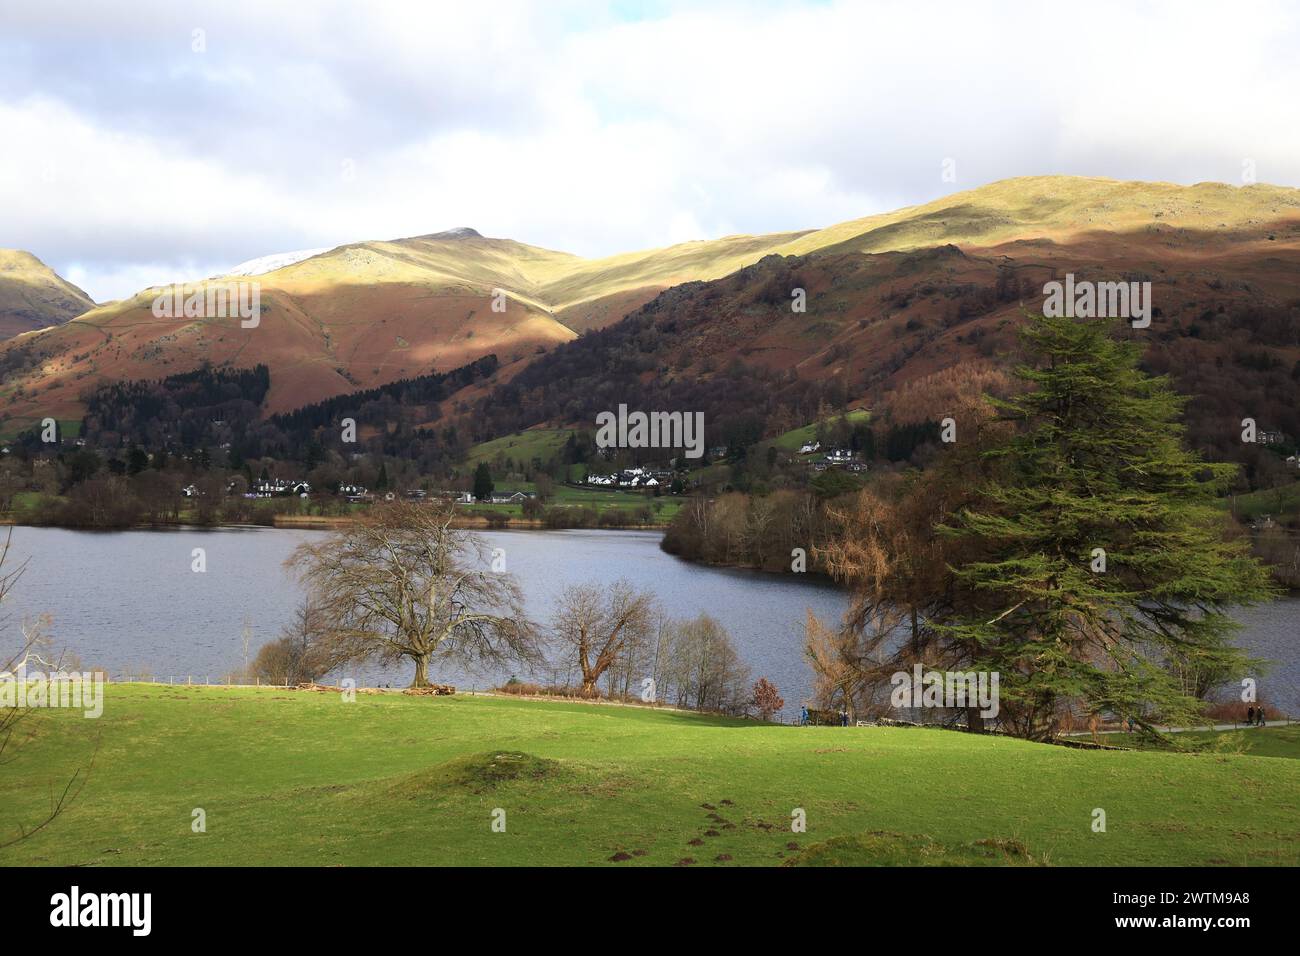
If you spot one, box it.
[3,176,1297,440]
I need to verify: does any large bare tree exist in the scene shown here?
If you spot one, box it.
[288,501,537,688]
[550,580,654,694]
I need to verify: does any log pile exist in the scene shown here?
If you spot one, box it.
[292,682,382,695]
[402,684,456,696]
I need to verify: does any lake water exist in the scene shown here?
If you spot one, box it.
[2,526,1296,715]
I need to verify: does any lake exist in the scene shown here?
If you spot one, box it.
[2,525,1296,716]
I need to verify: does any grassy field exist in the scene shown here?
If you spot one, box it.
[2,685,1297,867]
[1222,480,1300,522]
[465,429,574,468]
[1097,725,1300,760]
[461,480,682,523]
[765,408,871,454]
[0,419,81,443]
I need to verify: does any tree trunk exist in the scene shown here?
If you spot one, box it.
[411,655,430,688]
[966,707,985,733]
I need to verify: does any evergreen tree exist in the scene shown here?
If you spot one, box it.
[376,461,389,491]
[940,314,1274,739]
[473,462,494,502]
[126,446,148,475]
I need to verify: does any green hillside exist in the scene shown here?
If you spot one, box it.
[2,685,1296,867]
[766,408,871,453]
[464,428,574,467]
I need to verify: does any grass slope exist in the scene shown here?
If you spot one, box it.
[464,428,574,467]
[765,408,871,453]
[2,686,1296,867]
[1097,726,1300,760]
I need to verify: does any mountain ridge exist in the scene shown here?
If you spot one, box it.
[2,175,1297,434]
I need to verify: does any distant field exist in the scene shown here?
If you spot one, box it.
[465,429,574,468]
[1223,480,1300,521]
[2,685,1296,867]
[463,480,680,523]
[765,408,871,454]
[0,418,81,442]
[1097,725,1300,759]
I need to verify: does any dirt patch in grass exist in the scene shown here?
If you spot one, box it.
[389,751,562,797]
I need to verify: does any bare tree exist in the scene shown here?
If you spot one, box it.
[661,613,750,713]
[249,598,340,685]
[287,501,537,688]
[0,528,94,848]
[550,580,654,695]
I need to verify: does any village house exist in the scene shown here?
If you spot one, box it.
[489,490,535,504]
[585,466,674,489]
[338,483,369,503]
[252,478,311,498]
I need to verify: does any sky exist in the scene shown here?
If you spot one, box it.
[2,0,1298,302]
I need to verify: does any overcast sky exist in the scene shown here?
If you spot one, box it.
[2,0,1298,302]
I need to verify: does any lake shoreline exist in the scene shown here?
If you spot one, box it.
[0,514,669,533]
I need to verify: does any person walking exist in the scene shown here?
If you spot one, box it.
[800,705,808,727]
[1247,705,1255,726]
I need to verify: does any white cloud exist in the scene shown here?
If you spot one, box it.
[1,0,1298,301]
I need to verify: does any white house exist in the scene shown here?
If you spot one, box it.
[253,478,311,498]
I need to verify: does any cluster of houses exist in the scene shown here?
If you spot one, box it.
[177,479,540,505]
[182,477,315,499]
[252,477,311,498]
[798,441,868,473]
[585,466,672,489]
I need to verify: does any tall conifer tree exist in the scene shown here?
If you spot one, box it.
[941,314,1274,739]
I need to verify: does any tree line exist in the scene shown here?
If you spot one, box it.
[245,501,773,719]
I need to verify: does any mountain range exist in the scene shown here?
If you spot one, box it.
[2,175,1298,454]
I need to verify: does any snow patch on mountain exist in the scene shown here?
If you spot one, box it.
[420,227,483,241]
[221,247,332,277]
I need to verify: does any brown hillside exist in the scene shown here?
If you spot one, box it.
[3,176,1297,436]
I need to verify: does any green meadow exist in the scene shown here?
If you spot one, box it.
[2,685,1296,867]
[1097,725,1300,760]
